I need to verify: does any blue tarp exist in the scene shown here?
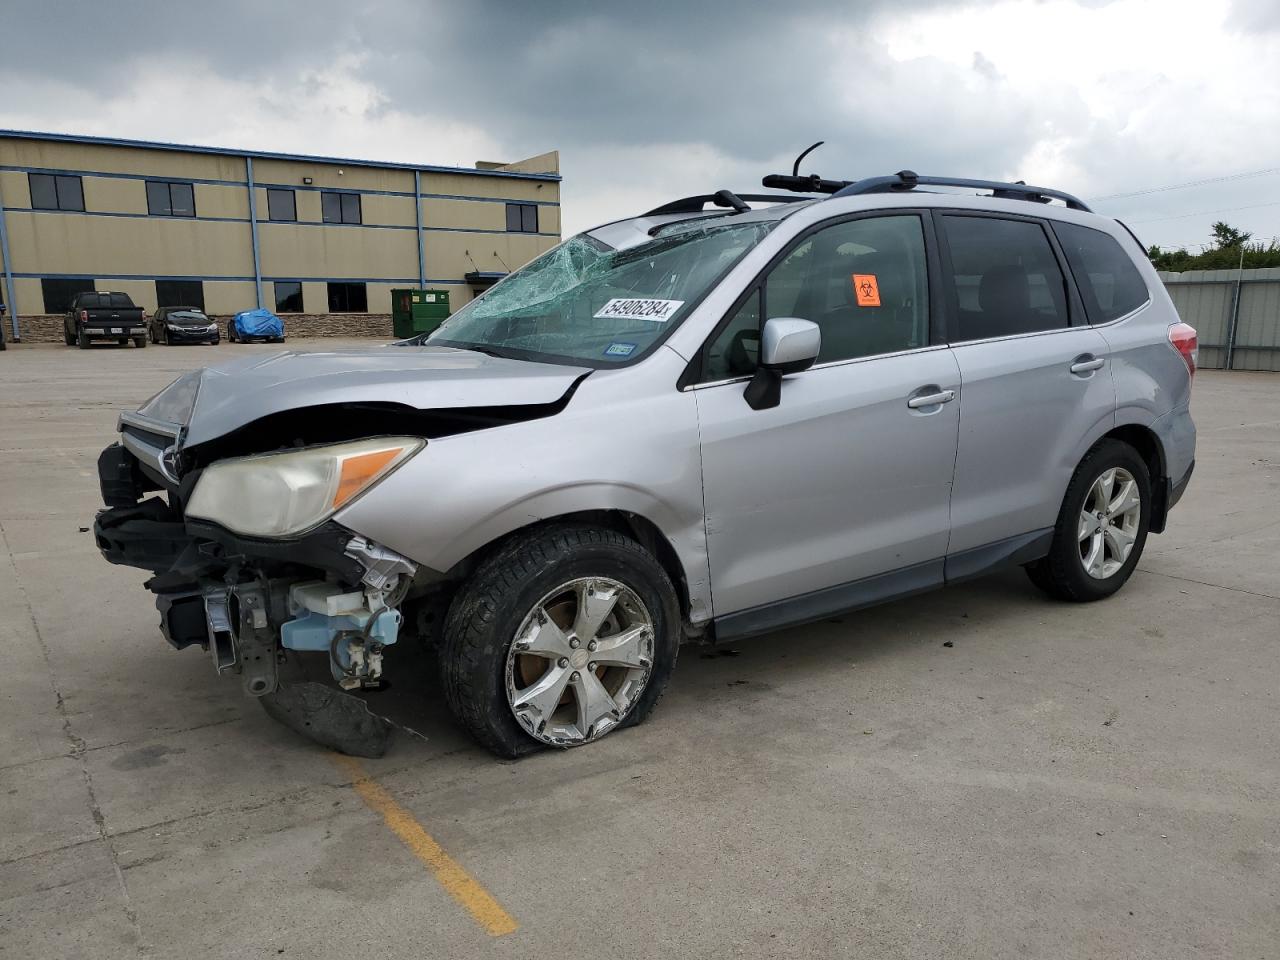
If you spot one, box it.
[233,308,284,338]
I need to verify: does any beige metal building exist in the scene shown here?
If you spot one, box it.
[0,130,561,341]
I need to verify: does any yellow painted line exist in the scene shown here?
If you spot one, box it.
[330,754,518,937]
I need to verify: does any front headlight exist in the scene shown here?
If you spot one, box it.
[186,436,423,538]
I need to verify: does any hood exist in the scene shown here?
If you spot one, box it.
[142,346,589,447]
[167,311,211,326]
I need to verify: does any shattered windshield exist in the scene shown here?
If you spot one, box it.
[418,218,777,364]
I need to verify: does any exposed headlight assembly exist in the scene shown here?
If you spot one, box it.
[186,437,423,538]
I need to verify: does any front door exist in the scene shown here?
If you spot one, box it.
[692,213,961,634]
[935,212,1115,562]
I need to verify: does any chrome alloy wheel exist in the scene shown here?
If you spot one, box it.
[1078,466,1142,579]
[505,577,655,746]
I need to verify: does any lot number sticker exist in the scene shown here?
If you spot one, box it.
[594,298,685,322]
[853,274,881,307]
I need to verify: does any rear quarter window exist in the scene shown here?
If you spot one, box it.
[1052,222,1150,324]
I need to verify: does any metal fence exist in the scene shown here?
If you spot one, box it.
[1159,267,1280,372]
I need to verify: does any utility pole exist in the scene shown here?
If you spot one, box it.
[1224,242,1246,371]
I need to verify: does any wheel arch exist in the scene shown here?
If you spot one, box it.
[1101,421,1170,532]
[445,508,702,630]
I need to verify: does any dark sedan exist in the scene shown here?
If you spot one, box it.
[149,307,220,345]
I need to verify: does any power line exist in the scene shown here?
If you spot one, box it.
[1091,167,1280,202]
[1130,199,1280,225]
[1144,235,1280,251]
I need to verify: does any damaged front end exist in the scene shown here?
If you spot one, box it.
[93,348,590,755]
[95,419,420,757]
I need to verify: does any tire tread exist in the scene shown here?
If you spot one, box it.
[1026,438,1150,603]
[440,524,676,758]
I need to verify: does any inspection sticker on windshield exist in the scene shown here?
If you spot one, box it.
[604,341,637,357]
[594,298,685,322]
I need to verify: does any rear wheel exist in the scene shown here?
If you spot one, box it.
[134,336,146,348]
[441,525,680,758]
[77,329,89,349]
[65,327,75,346]
[1026,439,1151,602]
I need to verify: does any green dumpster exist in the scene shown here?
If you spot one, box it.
[391,289,451,339]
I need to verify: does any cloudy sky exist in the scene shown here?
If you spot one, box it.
[3,0,1278,249]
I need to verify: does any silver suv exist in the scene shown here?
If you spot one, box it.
[94,170,1197,758]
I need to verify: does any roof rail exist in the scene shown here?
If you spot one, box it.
[644,193,812,216]
[832,171,1092,212]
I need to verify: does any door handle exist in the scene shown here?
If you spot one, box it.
[907,389,955,409]
[1070,357,1105,375]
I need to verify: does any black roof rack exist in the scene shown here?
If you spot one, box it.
[644,192,812,216]
[832,170,1092,212]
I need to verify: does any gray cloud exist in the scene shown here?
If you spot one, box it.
[3,0,1278,245]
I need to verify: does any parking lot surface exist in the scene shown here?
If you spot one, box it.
[1,340,1277,959]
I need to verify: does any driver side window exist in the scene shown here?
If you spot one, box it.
[700,215,930,380]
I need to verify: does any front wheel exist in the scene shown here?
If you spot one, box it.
[1026,439,1151,602]
[441,525,680,758]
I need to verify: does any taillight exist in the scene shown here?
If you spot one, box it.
[79,309,88,323]
[1168,322,1197,379]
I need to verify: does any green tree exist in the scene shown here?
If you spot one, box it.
[1147,223,1280,272]
[1210,221,1252,249]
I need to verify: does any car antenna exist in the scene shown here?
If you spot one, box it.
[793,140,825,176]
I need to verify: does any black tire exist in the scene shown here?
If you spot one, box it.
[1025,439,1151,602]
[134,336,146,348]
[77,329,90,349]
[441,524,680,759]
[227,323,237,343]
[65,327,75,346]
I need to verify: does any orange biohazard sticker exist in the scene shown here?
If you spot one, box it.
[853,274,881,307]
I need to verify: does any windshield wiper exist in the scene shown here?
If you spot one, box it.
[452,342,517,360]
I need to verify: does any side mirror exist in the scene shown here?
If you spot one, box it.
[744,317,821,410]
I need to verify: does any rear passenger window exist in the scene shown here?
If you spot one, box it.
[941,216,1069,341]
[1053,222,1150,324]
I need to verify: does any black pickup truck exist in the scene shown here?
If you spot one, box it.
[64,292,147,349]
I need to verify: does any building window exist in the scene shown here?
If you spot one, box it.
[506,203,538,233]
[146,181,196,217]
[327,282,367,313]
[41,278,96,313]
[155,280,205,310]
[29,174,85,212]
[267,188,296,222]
[321,192,361,224]
[275,281,304,313]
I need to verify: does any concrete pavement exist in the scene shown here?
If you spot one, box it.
[1,340,1276,959]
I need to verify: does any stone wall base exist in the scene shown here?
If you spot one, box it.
[7,313,395,344]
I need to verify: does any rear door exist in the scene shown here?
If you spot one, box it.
[936,212,1115,572]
